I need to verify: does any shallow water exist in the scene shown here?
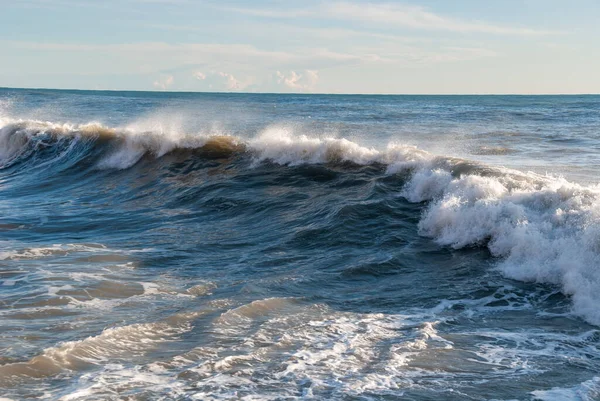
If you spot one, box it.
[1,89,600,400]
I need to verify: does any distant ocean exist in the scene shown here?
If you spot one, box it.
[1,88,600,400]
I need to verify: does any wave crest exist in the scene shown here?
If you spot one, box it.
[0,118,245,170]
[2,117,600,325]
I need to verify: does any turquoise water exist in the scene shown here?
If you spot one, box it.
[1,88,600,400]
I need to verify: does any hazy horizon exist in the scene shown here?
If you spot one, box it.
[2,86,600,96]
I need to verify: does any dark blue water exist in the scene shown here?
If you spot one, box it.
[1,88,600,400]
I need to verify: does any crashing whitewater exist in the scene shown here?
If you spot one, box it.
[2,117,600,326]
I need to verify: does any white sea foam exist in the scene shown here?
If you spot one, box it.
[10,296,594,399]
[531,376,600,401]
[110,298,558,399]
[0,243,115,261]
[249,125,380,166]
[407,169,600,325]
[3,118,600,325]
[247,127,600,326]
[57,363,185,401]
[246,128,600,326]
[169,300,419,398]
[1,244,102,261]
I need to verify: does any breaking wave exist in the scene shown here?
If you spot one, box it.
[2,117,600,325]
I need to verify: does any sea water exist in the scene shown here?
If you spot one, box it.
[1,88,600,400]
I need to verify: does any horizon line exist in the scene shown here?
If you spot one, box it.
[1,86,599,97]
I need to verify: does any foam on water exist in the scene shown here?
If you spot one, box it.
[2,118,600,326]
[531,377,600,401]
[40,294,596,400]
[405,167,600,324]
[0,243,109,261]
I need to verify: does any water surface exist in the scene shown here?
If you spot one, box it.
[1,89,600,400]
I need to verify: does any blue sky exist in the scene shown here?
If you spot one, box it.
[1,0,599,93]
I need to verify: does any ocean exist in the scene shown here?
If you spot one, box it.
[1,88,600,400]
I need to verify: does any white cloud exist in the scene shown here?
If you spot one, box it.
[330,2,559,35]
[190,70,253,90]
[153,75,173,90]
[218,72,253,91]
[276,70,319,91]
[1,37,502,93]
[227,1,561,36]
[1,40,373,73]
[221,6,314,19]
[437,46,498,61]
[218,72,240,90]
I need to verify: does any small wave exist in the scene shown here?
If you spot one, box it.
[471,145,515,155]
[0,308,211,386]
[531,376,600,400]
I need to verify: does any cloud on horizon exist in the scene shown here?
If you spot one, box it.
[276,70,319,91]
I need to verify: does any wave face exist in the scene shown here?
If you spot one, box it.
[2,89,600,400]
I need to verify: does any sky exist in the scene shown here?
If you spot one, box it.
[0,0,599,94]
